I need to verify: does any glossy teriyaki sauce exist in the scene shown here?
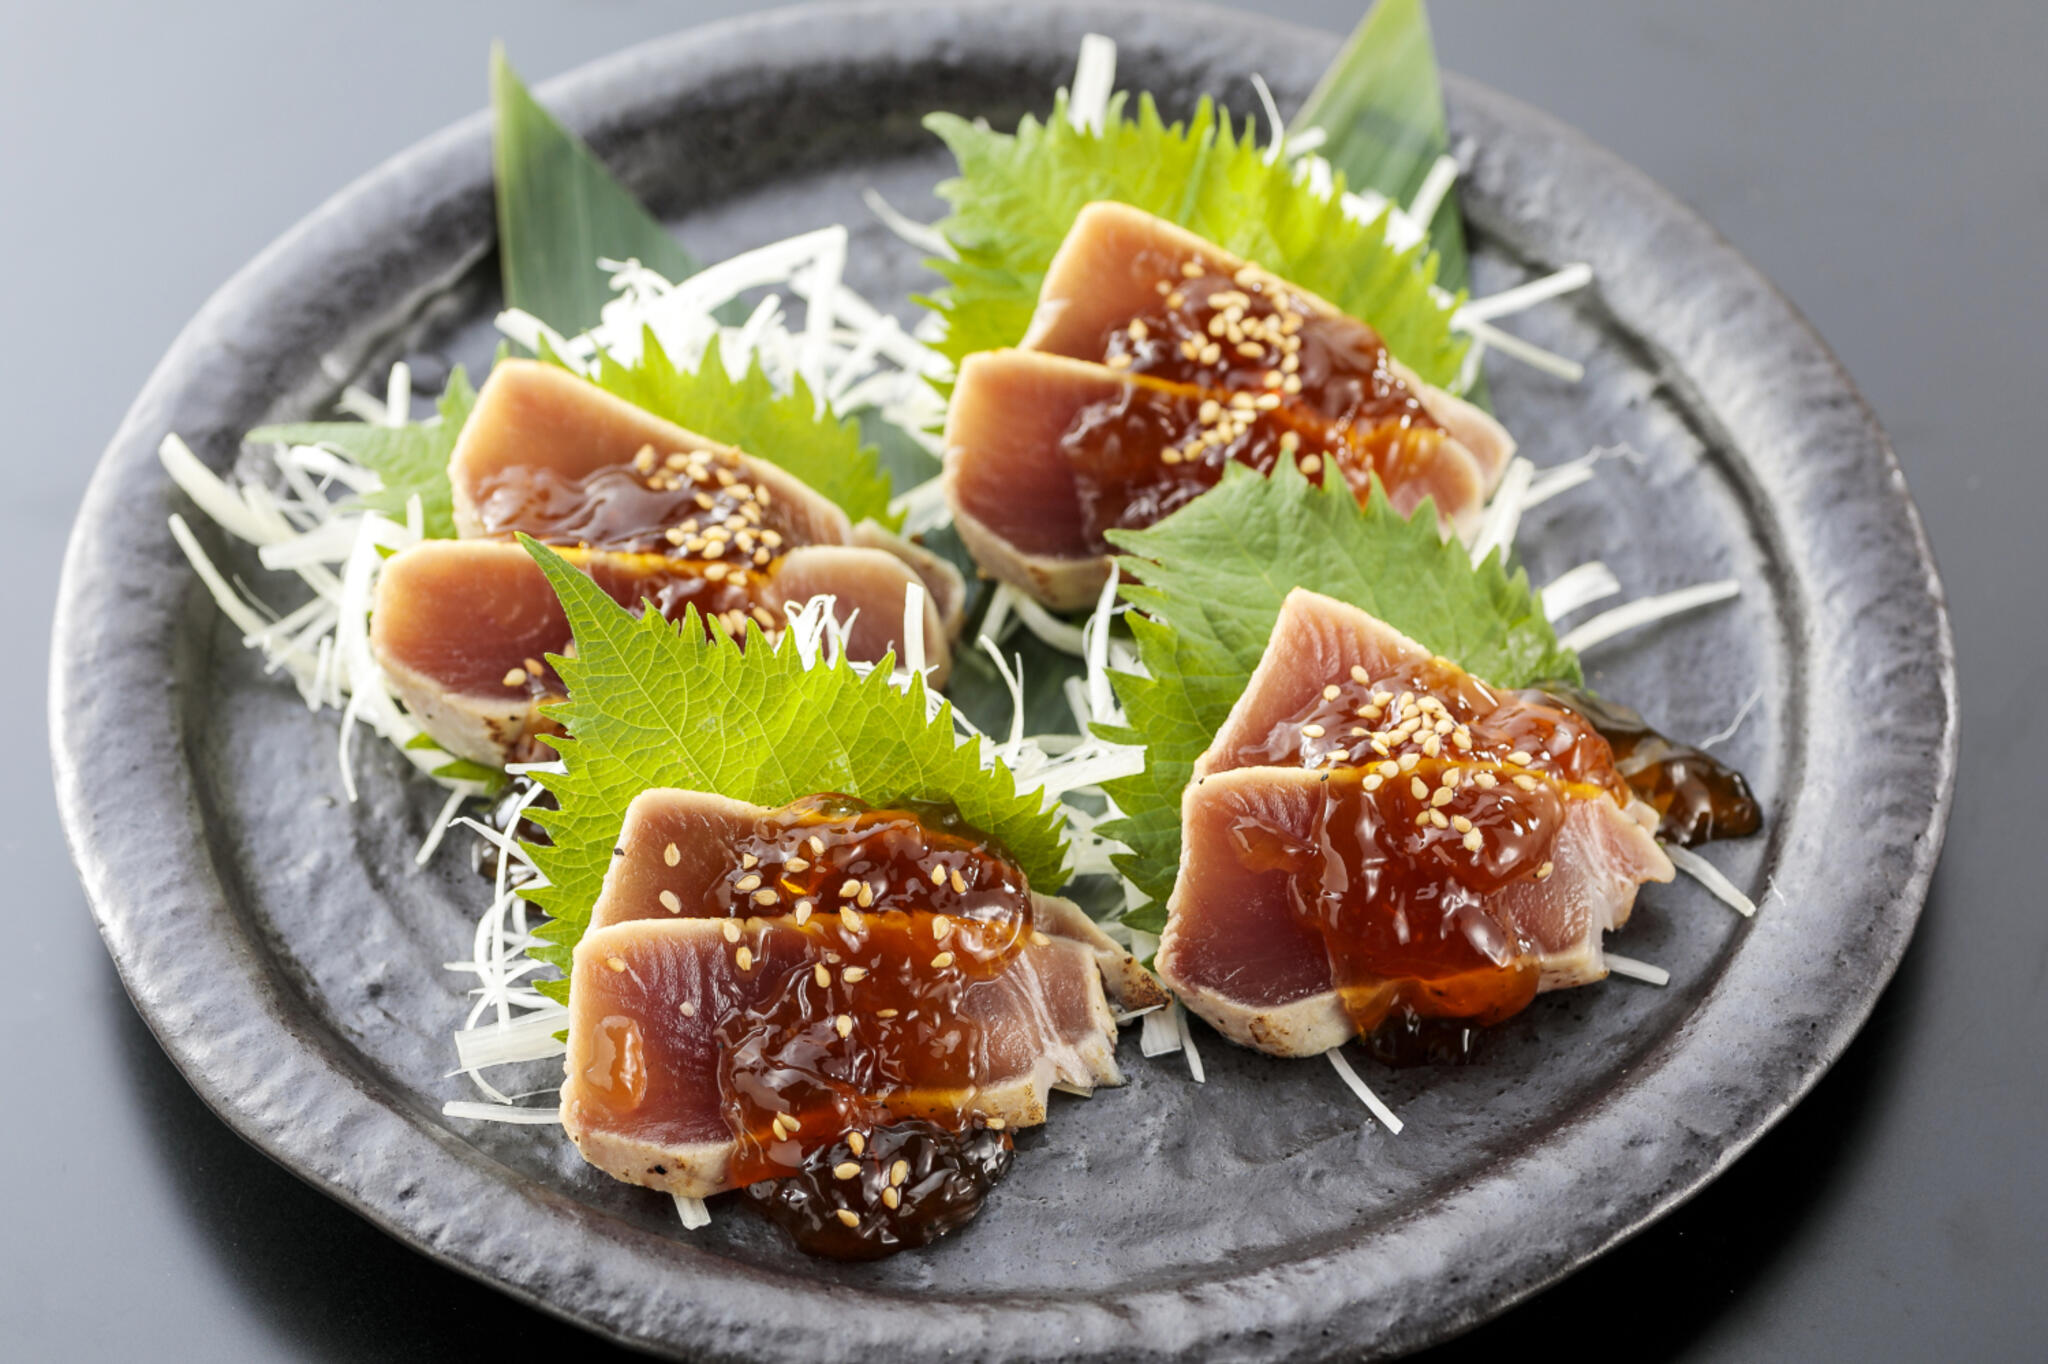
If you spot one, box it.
[702,796,1041,1256]
[466,443,809,652]
[1059,254,1446,547]
[1528,684,1761,846]
[469,442,805,565]
[1221,659,1632,1057]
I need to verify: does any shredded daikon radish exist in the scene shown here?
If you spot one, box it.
[1456,315,1586,382]
[1405,154,1461,232]
[454,1006,571,1072]
[1001,585,1089,656]
[1559,579,1741,654]
[1664,843,1758,918]
[674,1196,713,1230]
[1700,683,1765,749]
[1541,561,1622,622]
[861,187,956,260]
[1067,34,1117,134]
[1140,1007,1183,1058]
[1171,1000,1207,1083]
[1458,263,1594,325]
[1326,1048,1404,1135]
[1604,953,1671,986]
[1467,457,1535,566]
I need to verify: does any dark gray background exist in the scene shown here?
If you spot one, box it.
[11,0,2039,1358]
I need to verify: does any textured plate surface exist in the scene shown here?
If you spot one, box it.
[50,2,1956,1359]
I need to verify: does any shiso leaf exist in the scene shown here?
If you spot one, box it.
[1294,0,1471,295]
[923,91,1467,388]
[551,328,901,530]
[1095,459,1578,929]
[249,365,478,540]
[492,46,700,336]
[516,537,1068,999]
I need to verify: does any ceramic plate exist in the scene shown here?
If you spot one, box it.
[51,2,1956,1358]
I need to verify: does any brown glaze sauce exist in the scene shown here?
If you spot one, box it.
[462,444,805,676]
[741,1118,1013,1260]
[1228,662,1632,1054]
[702,795,1039,1256]
[469,443,803,565]
[1527,684,1762,846]
[1060,256,1444,547]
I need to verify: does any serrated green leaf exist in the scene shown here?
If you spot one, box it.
[516,537,1069,984]
[492,46,701,335]
[1294,0,1470,296]
[557,329,900,530]
[250,366,477,539]
[924,91,1467,389]
[1097,459,1577,912]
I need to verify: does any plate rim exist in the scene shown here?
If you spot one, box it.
[49,2,1958,1359]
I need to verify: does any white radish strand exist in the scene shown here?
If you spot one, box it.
[1700,683,1765,749]
[861,187,957,260]
[1326,1047,1404,1135]
[1541,561,1622,622]
[1467,457,1535,566]
[1405,154,1461,231]
[1664,843,1759,918]
[1456,314,1586,382]
[1457,263,1594,325]
[1604,953,1671,986]
[1172,1000,1207,1083]
[1067,33,1117,134]
[1559,579,1741,654]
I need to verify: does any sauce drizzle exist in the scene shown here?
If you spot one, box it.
[1223,661,1634,1056]
[1058,256,1446,548]
[703,796,1037,1256]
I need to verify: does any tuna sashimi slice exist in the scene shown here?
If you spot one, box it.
[590,788,1165,1011]
[371,538,947,765]
[942,202,1513,610]
[560,788,1141,1198]
[1157,589,1671,1057]
[1027,203,1513,487]
[448,359,963,634]
[561,916,1122,1197]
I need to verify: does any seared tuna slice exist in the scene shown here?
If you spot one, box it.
[448,360,962,626]
[561,915,1121,1198]
[559,790,1132,1199]
[943,202,1512,609]
[590,788,1164,1011]
[1157,589,1671,1057]
[371,539,944,766]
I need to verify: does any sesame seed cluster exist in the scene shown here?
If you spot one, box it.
[1269,659,1627,880]
[1056,253,1448,547]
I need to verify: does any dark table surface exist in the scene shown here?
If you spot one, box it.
[12,1,2042,1358]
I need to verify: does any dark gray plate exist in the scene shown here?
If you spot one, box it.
[49,2,1956,1359]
